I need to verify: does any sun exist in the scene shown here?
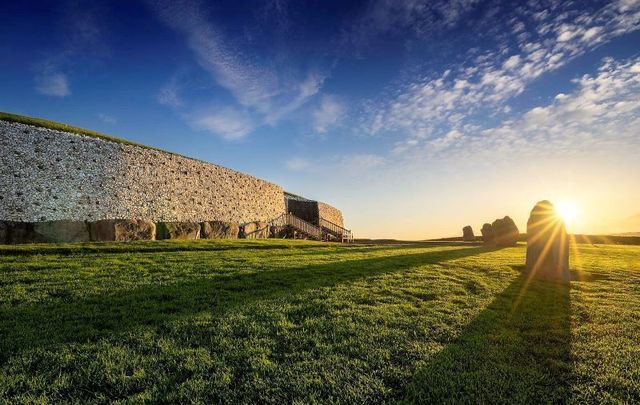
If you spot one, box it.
[555,200,579,227]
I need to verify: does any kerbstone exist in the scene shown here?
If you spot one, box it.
[201,221,239,239]
[243,221,270,239]
[33,220,90,243]
[157,222,200,240]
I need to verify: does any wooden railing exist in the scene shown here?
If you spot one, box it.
[269,213,353,242]
[319,218,354,243]
[270,213,324,240]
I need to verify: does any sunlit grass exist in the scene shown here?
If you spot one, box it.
[0,240,638,403]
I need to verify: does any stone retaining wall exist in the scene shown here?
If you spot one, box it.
[0,121,285,224]
[318,202,344,228]
[286,199,345,228]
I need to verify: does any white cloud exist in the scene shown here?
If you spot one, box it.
[285,157,312,172]
[312,95,345,134]
[97,113,117,124]
[339,153,386,171]
[285,153,385,175]
[33,4,107,98]
[361,0,640,154]
[157,75,183,108]
[148,0,323,137]
[503,55,521,70]
[420,56,640,161]
[35,71,71,97]
[191,108,255,140]
[350,0,481,46]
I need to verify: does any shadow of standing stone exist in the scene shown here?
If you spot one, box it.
[526,200,569,282]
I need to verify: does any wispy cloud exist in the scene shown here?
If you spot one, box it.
[148,0,324,139]
[285,152,386,175]
[312,95,345,134]
[361,0,640,154]
[33,3,107,98]
[285,157,313,172]
[157,75,183,108]
[97,113,117,124]
[191,107,255,141]
[338,153,386,173]
[349,0,481,47]
[419,56,640,161]
[35,69,70,97]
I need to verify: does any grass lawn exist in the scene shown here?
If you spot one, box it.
[0,240,638,403]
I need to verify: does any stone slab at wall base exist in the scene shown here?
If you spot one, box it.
[157,222,201,240]
[201,221,239,239]
[243,221,270,239]
[0,220,90,243]
[89,219,156,241]
[34,220,90,243]
[0,222,7,244]
[0,221,43,244]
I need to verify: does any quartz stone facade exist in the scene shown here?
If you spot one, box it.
[0,121,285,224]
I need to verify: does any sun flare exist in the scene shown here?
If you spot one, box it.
[556,200,579,227]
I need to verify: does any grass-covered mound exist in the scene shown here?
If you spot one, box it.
[0,240,638,403]
[0,111,140,147]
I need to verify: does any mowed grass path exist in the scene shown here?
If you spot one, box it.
[0,240,638,403]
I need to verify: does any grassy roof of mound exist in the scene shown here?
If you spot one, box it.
[0,111,283,186]
[0,111,149,147]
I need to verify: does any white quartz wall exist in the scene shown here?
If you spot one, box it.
[0,121,285,223]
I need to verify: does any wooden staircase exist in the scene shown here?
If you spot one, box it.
[269,213,353,242]
[319,218,354,243]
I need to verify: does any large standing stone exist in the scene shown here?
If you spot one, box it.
[201,221,240,239]
[526,200,570,282]
[462,226,475,241]
[89,219,156,241]
[491,216,519,247]
[33,220,90,243]
[243,221,270,239]
[480,223,494,245]
[157,222,200,240]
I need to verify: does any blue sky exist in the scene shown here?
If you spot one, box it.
[2,0,640,238]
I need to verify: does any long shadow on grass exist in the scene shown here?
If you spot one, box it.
[0,239,440,257]
[0,246,494,360]
[402,270,572,403]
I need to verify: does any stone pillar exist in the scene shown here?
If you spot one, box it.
[480,223,494,245]
[462,226,475,241]
[526,200,570,282]
[492,216,519,247]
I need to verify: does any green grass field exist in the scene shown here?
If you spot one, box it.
[0,240,638,403]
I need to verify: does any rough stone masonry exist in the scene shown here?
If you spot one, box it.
[0,120,286,225]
